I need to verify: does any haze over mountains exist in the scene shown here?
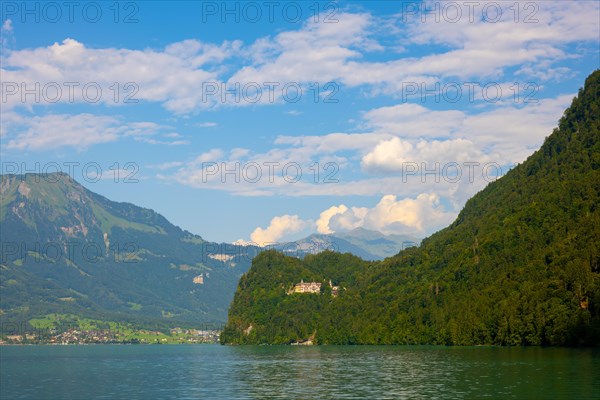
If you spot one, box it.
[275,228,420,261]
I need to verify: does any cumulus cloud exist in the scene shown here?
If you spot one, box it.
[248,192,456,244]
[317,204,379,234]
[361,137,486,174]
[359,95,573,167]
[162,91,570,199]
[364,193,454,234]
[317,194,455,236]
[250,215,309,246]
[317,205,348,234]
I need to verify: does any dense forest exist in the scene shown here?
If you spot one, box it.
[221,70,600,346]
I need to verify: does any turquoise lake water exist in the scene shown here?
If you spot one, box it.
[1,345,599,399]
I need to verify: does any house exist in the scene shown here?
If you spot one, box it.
[329,280,340,297]
[292,280,322,294]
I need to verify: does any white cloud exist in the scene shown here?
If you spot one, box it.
[2,2,596,113]
[406,1,600,49]
[134,137,190,146]
[3,113,124,151]
[250,215,309,246]
[232,239,254,246]
[461,94,574,161]
[317,194,455,236]
[365,1,600,87]
[191,149,224,164]
[163,90,570,200]
[229,1,598,99]
[163,132,183,138]
[317,204,368,234]
[229,148,250,159]
[232,12,374,87]
[1,38,239,113]
[361,137,487,174]
[360,94,573,166]
[167,134,354,195]
[316,205,348,234]
[275,132,387,154]
[361,104,465,137]
[249,192,456,244]
[364,193,454,235]
[122,121,162,137]
[1,111,189,151]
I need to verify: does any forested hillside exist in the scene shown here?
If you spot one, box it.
[221,70,600,346]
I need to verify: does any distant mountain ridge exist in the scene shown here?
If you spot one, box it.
[275,228,420,260]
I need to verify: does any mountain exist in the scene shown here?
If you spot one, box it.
[275,228,421,260]
[0,173,260,329]
[336,228,421,260]
[221,70,600,346]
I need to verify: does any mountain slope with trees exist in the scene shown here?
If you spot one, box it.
[0,175,416,332]
[221,70,600,346]
[0,173,260,329]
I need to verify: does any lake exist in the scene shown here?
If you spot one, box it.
[1,345,599,399]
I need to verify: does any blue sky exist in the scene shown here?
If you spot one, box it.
[1,1,599,244]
